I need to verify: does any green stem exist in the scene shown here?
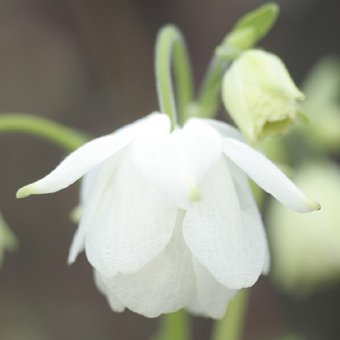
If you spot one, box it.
[211,289,250,340]
[0,113,89,151]
[197,55,230,119]
[155,310,191,340]
[155,25,194,128]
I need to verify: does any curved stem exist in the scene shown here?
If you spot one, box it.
[0,114,89,151]
[155,25,194,128]
[211,289,249,340]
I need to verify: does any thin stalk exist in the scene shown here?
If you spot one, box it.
[0,113,89,151]
[155,25,194,127]
[155,310,191,340]
[211,289,250,340]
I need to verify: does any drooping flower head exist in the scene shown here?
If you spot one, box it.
[17,113,319,318]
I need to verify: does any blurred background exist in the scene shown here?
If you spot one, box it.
[0,0,339,339]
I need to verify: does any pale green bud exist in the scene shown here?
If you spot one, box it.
[222,49,305,143]
[0,213,17,266]
[268,161,340,295]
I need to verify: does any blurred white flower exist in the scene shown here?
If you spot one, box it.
[269,161,340,295]
[0,213,17,266]
[17,113,318,318]
[299,57,340,152]
[222,49,304,143]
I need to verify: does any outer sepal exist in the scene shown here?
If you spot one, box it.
[217,3,279,60]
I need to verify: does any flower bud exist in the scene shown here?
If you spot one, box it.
[222,49,305,143]
[268,161,340,295]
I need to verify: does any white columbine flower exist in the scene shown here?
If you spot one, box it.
[17,113,319,318]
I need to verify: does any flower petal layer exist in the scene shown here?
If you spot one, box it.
[187,259,237,319]
[68,156,121,264]
[94,211,194,318]
[183,157,266,289]
[80,165,101,204]
[228,161,270,274]
[94,270,125,312]
[223,137,320,213]
[132,118,223,209]
[16,113,169,198]
[85,149,178,277]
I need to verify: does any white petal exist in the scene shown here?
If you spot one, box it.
[132,118,222,209]
[183,157,266,289]
[223,138,320,213]
[68,164,102,224]
[68,155,121,264]
[85,149,178,277]
[227,161,270,275]
[16,112,169,198]
[185,296,203,316]
[80,164,101,204]
[202,119,245,141]
[94,270,125,313]
[95,211,195,318]
[189,259,237,319]
[68,113,170,263]
[68,163,102,227]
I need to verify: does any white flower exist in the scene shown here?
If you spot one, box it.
[222,49,305,143]
[17,113,319,318]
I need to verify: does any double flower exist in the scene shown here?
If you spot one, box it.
[17,113,319,318]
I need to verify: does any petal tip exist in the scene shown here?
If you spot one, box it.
[16,186,33,199]
[301,199,321,213]
[67,257,75,265]
[313,201,321,211]
[67,248,77,265]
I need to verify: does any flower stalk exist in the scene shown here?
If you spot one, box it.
[0,113,89,151]
[211,289,249,340]
[155,310,191,340]
[155,25,194,127]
